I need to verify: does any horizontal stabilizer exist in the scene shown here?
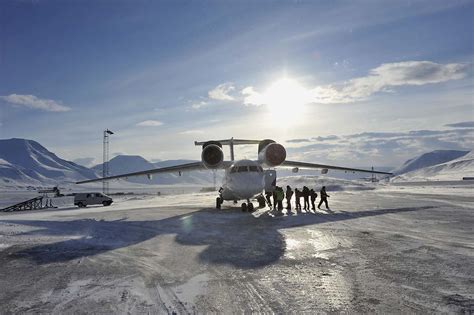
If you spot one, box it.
[195,139,261,146]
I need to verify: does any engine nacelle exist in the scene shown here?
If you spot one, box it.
[258,140,286,167]
[201,143,224,169]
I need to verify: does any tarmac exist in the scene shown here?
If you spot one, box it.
[0,188,473,313]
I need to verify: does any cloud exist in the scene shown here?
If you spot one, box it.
[313,135,339,141]
[346,132,407,139]
[285,127,473,167]
[208,83,235,101]
[136,120,163,127]
[242,61,469,106]
[241,86,266,106]
[286,138,312,143]
[73,157,96,168]
[445,121,474,128]
[1,94,71,112]
[313,61,468,104]
[191,101,208,109]
[180,129,204,135]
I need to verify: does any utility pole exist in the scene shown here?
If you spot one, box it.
[103,129,114,194]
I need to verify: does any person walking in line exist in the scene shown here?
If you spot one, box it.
[276,186,285,212]
[295,188,302,212]
[265,190,273,209]
[285,185,294,212]
[302,186,310,211]
[318,186,330,210]
[310,189,317,210]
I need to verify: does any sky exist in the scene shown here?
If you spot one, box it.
[0,0,473,168]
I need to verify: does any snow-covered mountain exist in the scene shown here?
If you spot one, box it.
[392,150,469,175]
[392,150,473,181]
[0,138,97,186]
[92,155,218,185]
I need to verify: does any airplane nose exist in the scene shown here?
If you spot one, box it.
[238,181,263,199]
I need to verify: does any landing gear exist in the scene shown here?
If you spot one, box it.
[257,195,266,208]
[242,199,254,212]
[216,197,222,209]
[248,202,254,212]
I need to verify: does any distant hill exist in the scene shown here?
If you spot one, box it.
[0,138,97,186]
[392,150,473,181]
[92,155,217,185]
[392,150,469,175]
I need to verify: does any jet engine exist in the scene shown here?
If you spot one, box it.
[201,141,224,169]
[258,139,286,167]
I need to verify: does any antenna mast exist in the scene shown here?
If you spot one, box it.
[103,129,114,194]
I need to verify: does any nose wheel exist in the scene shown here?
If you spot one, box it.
[241,200,254,212]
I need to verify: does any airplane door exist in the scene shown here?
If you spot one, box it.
[264,170,276,192]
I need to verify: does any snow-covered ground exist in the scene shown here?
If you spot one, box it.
[0,179,472,313]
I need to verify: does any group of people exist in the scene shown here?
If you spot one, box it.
[264,185,330,213]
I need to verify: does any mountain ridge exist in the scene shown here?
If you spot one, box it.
[0,138,97,186]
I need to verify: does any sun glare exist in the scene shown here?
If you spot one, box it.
[263,77,311,125]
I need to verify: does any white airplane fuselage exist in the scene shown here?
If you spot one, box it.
[219,159,267,201]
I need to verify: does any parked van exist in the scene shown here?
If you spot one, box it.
[74,192,113,207]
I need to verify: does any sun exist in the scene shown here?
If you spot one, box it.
[262,77,311,124]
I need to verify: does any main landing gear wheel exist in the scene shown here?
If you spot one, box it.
[248,203,254,212]
[216,197,222,209]
[241,203,247,212]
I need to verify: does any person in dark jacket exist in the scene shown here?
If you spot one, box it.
[275,186,285,212]
[295,188,301,211]
[285,185,294,211]
[310,189,317,210]
[265,190,273,209]
[302,186,310,210]
[318,186,330,210]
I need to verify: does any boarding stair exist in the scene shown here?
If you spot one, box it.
[1,197,56,212]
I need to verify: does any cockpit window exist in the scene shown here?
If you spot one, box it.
[237,166,248,172]
[230,167,237,173]
[257,166,263,172]
[249,165,258,172]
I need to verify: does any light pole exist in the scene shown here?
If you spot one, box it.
[103,129,114,194]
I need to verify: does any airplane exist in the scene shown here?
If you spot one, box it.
[76,138,392,211]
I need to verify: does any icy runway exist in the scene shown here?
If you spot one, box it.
[0,188,473,313]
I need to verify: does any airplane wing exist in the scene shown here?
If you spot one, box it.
[76,161,232,184]
[280,160,393,175]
